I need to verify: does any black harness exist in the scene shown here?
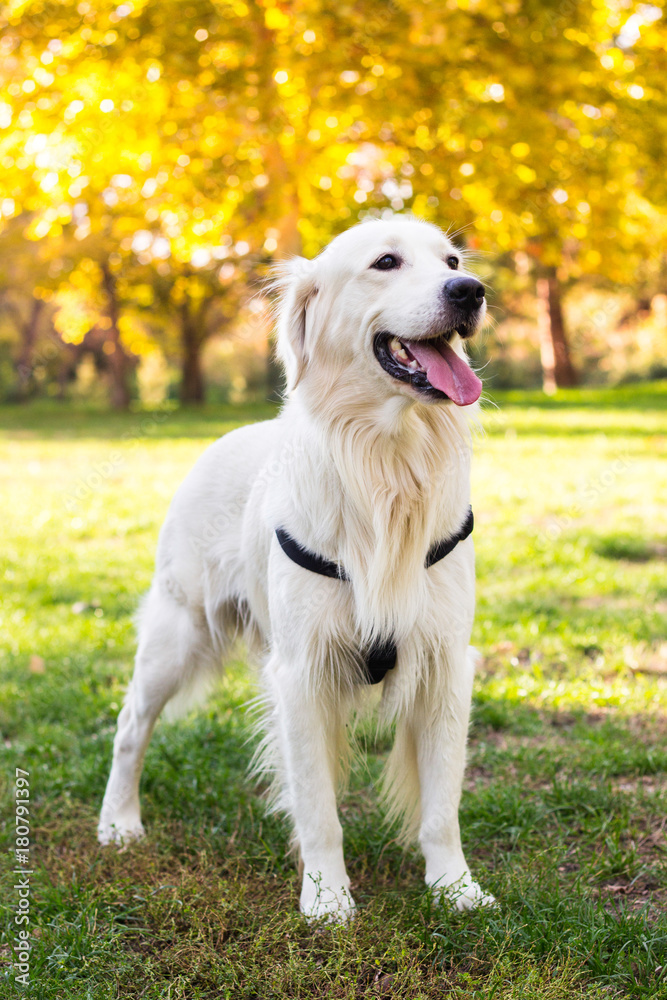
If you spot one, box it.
[275,506,474,685]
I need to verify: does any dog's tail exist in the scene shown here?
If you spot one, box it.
[380,717,422,845]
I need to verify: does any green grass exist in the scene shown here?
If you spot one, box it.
[1,383,666,999]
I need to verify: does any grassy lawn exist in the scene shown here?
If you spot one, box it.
[1,384,666,999]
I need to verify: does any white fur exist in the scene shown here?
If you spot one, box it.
[98,216,494,920]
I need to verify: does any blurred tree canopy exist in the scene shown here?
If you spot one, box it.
[0,0,665,404]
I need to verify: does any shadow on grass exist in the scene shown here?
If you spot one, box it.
[592,533,667,562]
[0,381,664,443]
[485,380,667,412]
[0,400,280,439]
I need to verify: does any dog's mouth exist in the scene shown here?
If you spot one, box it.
[373,331,482,406]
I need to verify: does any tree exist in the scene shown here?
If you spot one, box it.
[536,271,577,392]
[0,215,64,399]
[1,0,666,402]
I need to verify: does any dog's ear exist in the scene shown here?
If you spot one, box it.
[274,256,318,391]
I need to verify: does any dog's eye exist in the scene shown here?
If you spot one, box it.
[446,256,459,270]
[372,253,401,271]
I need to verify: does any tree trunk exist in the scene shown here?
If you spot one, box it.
[15,297,44,397]
[101,263,132,409]
[179,302,205,404]
[536,269,578,393]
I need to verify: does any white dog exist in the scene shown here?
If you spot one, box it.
[99,216,494,920]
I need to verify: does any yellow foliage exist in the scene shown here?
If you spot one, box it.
[0,0,664,378]
[53,287,98,344]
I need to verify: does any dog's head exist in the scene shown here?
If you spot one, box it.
[276,216,486,410]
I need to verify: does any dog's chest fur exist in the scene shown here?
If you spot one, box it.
[269,398,474,645]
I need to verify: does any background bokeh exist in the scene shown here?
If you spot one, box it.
[0,0,666,408]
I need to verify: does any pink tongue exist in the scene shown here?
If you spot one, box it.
[403,338,482,406]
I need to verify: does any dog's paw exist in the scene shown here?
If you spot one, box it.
[429,873,496,912]
[449,879,496,911]
[302,896,357,925]
[97,817,145,847]
[300,875,356,925]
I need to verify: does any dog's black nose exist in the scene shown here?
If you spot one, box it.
[444,276,485,310]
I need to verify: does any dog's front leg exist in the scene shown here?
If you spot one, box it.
[415,647,495,910]
[268,656,355,922]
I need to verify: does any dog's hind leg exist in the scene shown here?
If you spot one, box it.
[98,583,217,845]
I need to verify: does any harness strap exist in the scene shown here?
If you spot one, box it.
[275,528,350,581]
[275,506,474,685]
[426,506,474,566]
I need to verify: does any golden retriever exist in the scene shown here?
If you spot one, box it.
[99,216,494,921]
